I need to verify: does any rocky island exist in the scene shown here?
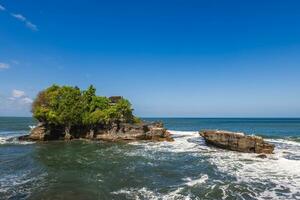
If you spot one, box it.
[19,85,173,142]
[200,130,274,154]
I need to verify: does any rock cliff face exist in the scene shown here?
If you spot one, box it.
[200,130,274,154]
[20,122,174,142]
[96,122,173,142]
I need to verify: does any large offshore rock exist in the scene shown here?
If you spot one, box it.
[19,121,174,142]
[200,130,274,154]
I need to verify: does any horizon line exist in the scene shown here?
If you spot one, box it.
[1,116,300,119]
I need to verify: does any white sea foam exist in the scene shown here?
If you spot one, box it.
[127,130,300,200]
[111,187,160,200]
[0,136,35,145]
[267,138,300,147]
[112,187,198,200]
[0,172,47,198]
[130,130,208,154]
[0,131,34,145]
[183,175,209,187]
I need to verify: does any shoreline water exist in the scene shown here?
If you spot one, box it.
[0,117,299,199]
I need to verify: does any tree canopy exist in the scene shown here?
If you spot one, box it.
[32,85,137,128]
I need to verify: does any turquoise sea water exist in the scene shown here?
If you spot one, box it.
[0,117,299,200]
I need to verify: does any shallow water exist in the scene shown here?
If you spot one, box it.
[0,117,300,200]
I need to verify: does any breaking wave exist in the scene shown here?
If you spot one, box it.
[116,130,300,200]
[0,130,34,145]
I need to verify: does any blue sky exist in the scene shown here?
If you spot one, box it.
[0,0,300,117]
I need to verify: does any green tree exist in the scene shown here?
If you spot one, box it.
[31,84,137,139]
[114,99,134,123]
[56,86,83,139]
[32,84,61,124]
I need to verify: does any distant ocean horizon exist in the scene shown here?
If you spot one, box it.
[2,116,300,117]
[0,117,299,199]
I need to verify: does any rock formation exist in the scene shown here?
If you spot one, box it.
[200,130,274,154]
[95,122,173,142]
[20,121,174,142]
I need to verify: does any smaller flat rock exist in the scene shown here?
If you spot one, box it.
[200,130,274,154]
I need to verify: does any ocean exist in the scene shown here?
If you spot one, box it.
[0,117,299,200]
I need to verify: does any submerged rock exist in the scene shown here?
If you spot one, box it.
[256,154,268,159]
[200,130,274,154]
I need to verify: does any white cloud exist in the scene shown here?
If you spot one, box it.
[11,13,26,21]
[12,89,26,98]
[21,97,33,104]
[0,63,10,70]
[0,90,33,116]
[0,5,38,31]
[11,13,38,31]
[8,97,16,101]
[9,90,33,106]
[25,21,38,31]
[0,92,32,116]
[0,4,5,11]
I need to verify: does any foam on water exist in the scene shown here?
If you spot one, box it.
[1,125,299,199]
[112,175,210,200]
[112,187,201,200]
[0,130,34,145]
[0,172,47,199]
[183,175,209,187]
[130,131,209,154]
[125,130,300,200]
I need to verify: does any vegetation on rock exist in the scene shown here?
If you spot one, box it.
[32,85,137,136]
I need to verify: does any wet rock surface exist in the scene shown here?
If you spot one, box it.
[95,122,174,142]
[256,154,268,159]
[200,130,274,154]
[19,122,174,142]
